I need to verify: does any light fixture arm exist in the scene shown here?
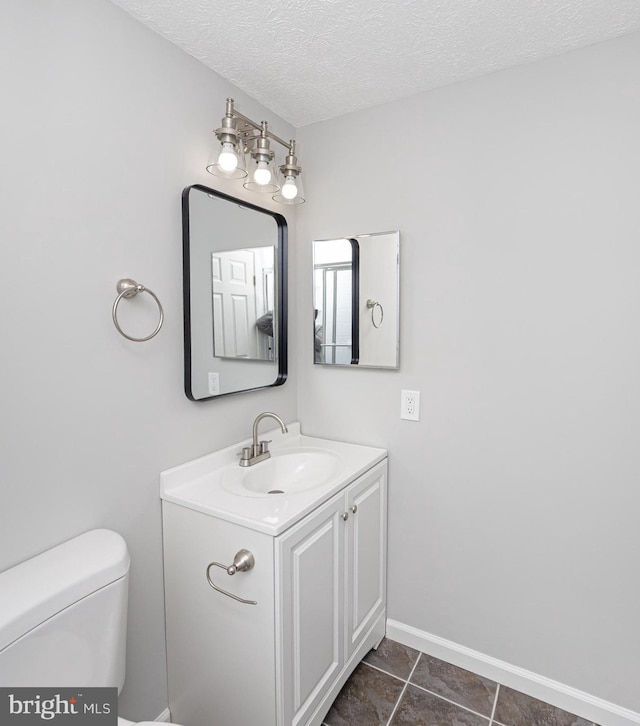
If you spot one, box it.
[217,98,294,156]
[279,139,302,179]
[214,98,240,145]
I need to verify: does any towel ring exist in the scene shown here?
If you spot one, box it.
[112,278,164,342]
[366,299,384,329]
[206,549,257,606]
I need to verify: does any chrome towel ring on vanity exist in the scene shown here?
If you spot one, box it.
[206,549,257,605]
[112,278,164,342]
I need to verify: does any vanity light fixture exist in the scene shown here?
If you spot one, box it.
[207,98,305,205]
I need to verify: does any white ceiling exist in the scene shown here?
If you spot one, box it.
[110,0,640,127]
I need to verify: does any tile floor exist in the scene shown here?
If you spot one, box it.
[322,638,599,726]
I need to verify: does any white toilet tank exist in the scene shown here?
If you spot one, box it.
[0,529,130,691]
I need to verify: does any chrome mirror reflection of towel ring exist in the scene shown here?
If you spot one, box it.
[366,299,384,328]
[112,278,164,342]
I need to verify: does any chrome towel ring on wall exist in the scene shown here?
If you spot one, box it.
[112,278,164,342]
[366,299,384,328]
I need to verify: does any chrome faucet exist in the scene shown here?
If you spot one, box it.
[239,412,288,467]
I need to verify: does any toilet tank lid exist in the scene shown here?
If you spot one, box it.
[0,529,130,652]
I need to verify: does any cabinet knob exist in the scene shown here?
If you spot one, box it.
[341,511,349,521]
[350,505,358,514]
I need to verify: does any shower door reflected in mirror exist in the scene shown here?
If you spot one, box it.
[313,231,399,369]
[313,238,359,365]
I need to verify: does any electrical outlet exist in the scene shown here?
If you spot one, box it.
[401,389,420,421]
[208,372,220,395]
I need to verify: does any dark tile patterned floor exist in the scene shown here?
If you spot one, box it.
[322,638,599,726]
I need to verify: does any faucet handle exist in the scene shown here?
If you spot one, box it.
[240,446,252,462]
[259,439,272,455]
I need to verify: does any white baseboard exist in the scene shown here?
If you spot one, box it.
[386,619,640,726]
[154,708,172,722]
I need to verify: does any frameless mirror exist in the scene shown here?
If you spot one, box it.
[183,184,287,400]
[313,231,399,368]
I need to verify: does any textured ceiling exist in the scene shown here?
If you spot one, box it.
[109,0,640,126]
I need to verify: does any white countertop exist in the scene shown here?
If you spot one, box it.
[160,422,386,535]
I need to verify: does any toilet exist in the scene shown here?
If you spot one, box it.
[0,529,181,726]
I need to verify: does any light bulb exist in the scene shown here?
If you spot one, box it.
[253,161,272,186]
[217,142,238,172]
[282,176,298,200]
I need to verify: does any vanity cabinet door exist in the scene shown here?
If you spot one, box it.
[345,462,387,659]
[277,492,345,726]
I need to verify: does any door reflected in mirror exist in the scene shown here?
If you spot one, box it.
[183,185,287,400]
[212,246,275,361]
[313,231,399,369]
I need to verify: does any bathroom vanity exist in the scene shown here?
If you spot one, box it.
[160,423,387,726]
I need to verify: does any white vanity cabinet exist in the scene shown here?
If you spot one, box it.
[278,461,386,726]
[162,458,387,726]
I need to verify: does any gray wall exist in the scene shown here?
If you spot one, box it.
[297,32,640,712]
[0,1,296,721]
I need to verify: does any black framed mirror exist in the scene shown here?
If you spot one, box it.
[182,184,287,400]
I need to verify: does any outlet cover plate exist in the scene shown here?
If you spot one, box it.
[401,389,420,421]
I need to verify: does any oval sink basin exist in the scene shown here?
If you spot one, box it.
[221,448,342,497]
